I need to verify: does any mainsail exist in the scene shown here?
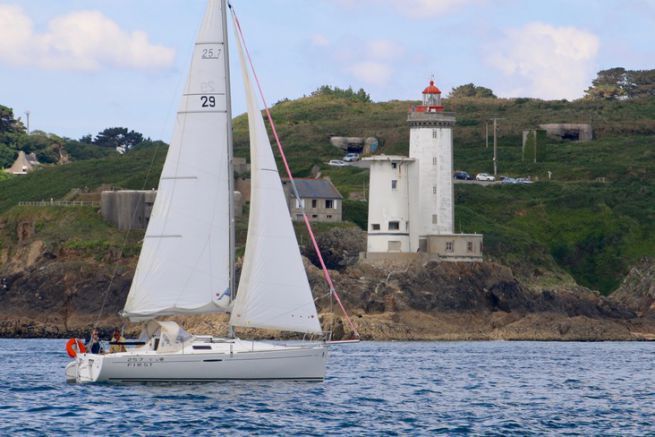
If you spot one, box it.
[229,20,322,334]
[123,0,233,320]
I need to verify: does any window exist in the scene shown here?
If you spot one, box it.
[467,241,473,252]
[446,241,454,252]
[311,199,317,208]
[432,214,437,224]
[295,199,304,208]
[391,180,398,190]
[391,162,397,169]
[372,224,380,231]
[312,214,318,219]
[327,215,333,219]
[325,199,334,209]
[433,156,437,165]
[388,221,400,230]
[433,186,437,194]
[432,129,437,139]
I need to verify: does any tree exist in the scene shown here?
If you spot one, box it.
[310,85,371,103]
[0,105,25,146]
[585,67,655,100]
[449,83,496,99]
[93,127,144,150]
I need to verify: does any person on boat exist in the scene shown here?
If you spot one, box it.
[86,329,104,354]
[109,327,127,353]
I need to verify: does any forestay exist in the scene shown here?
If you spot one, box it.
[123,0,232,320]
[229,20,322,335]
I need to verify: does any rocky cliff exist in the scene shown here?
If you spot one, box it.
[1,221,654,340]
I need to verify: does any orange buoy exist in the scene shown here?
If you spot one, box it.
[66,338,86,358]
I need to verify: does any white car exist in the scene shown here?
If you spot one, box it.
[343,153,360,162]
[476,173,496,181]
[328,159,349,167]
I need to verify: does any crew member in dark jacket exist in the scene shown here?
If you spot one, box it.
[86,329,103,354]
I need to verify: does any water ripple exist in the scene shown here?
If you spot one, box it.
[0,340,654,434]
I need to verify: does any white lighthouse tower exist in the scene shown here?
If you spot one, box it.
[363,79,483,262]
[408,80,455,250]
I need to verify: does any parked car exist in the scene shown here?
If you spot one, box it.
[328,159,349,167]
[516,177,533,184]
[343,153,360,162]
[475,172,496,182]
[501,177,517,184]
[454,171,474,180]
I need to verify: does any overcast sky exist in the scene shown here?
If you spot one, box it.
[1,0,653,141]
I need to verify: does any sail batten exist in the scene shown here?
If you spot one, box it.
[122,0,232,320]
[229,17,322,335]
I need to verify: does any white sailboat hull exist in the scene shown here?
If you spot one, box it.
[66,339,326,383]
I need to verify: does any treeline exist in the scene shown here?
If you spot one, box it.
[310,85,371,103]
[0,104,157,168]
[585,67,655,100]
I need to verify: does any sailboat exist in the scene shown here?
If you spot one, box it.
[65,0,344,383]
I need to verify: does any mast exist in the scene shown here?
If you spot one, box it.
[223,0,237,338]
[223,0,236,303]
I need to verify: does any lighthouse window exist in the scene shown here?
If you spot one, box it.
[391,162,397,169]
[432,214,437,224]
[391,180,397,190]
[433,186,437,194]
[388,221,400,231]
[371,224,380,231]
[432,129,437,139]
[433,156,437,165]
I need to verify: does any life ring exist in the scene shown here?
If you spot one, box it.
[66,338,86,358]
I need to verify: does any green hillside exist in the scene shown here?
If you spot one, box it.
[1,91,654,294]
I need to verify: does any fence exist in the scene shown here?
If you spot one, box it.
[18,200,100,208]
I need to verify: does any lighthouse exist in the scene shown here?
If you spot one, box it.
[363,79,483,262]
[408,80,455,249]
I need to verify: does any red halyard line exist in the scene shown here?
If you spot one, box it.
[231,8,359,339]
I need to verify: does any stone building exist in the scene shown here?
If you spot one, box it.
[538,123,593,142]
[101,190,243,230]
[363,80,482,262]
[282,178,343,222]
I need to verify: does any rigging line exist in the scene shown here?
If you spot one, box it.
[230,7,359,339]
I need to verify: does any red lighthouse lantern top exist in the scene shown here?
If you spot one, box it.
[414,79,444,113]
[423,80,441,95]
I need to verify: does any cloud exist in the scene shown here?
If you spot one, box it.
[366,40,405,61]
[0,4,175,71]
[347,61,393,86]
[331,0,482,18]
[486,22,599,100]
[309,37,405,87]
[310,33,330,47]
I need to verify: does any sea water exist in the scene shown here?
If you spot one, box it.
[0,339,653,434]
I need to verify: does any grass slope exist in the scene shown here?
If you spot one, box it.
[1,95,654,294]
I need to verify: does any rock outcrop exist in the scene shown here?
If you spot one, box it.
[1,222,654,341]
[610,257,655,317]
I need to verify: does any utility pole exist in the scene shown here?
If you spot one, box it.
[493,118,497,177]
[533,129,538,164]
[485,121,488,149]
[25,110,30,134]
[488,117,503,177]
